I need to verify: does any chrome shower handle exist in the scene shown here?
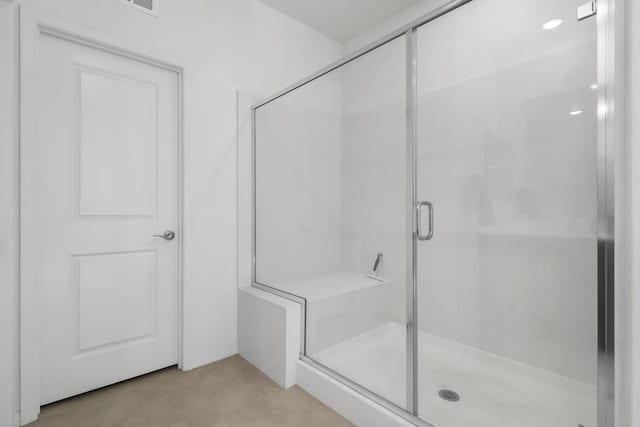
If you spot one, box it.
[416,201,434,241]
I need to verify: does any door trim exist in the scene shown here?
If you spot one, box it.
[18,7,186,425]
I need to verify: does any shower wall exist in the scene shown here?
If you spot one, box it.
[255,74,343,285]
[416,46,597,384]
[339,36,407,327]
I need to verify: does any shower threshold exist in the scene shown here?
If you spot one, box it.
[309,322,596,427]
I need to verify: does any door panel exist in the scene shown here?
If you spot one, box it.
[415,1,597,426]
[78,68,158,216]
[38,33,179,404]
[74,251,157,353]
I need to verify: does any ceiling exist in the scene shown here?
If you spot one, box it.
[259,0,419,42]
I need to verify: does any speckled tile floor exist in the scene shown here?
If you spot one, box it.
[27,355,354,427]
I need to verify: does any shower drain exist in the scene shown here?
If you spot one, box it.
[438,389,460,402]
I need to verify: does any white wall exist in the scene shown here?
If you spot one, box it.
[0,0,342,424]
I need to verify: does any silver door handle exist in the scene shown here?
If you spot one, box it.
[153,230,176,241]
[416,201,434,241]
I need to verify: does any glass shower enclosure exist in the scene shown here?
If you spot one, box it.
[251,0,613,426]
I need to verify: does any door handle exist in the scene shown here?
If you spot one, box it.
[416,201,434,241]
[153,230,176,241]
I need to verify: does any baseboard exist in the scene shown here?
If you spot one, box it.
[181,349,238,371]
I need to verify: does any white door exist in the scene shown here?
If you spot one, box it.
[36,33,180,404]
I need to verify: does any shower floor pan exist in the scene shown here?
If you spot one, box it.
[311,322,596,427]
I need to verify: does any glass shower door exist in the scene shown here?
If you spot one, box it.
[254,35,411,411]
[415,1,598,426]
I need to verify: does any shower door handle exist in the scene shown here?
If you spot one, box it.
[416,201,434,241]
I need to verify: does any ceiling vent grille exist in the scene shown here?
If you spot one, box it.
[113,0,159,16]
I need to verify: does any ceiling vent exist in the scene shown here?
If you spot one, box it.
[113,0,159,16]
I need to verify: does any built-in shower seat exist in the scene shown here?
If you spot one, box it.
[276,271,394,354]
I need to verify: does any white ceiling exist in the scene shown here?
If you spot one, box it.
[259,0,419,42]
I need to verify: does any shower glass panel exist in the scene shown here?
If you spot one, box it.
[415,1,597,426]
[254,36,409,409]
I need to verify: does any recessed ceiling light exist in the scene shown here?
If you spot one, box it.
[570,110,583,116]
[542,19,563,30]
[590,83,598,90]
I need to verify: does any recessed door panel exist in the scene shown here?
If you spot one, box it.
[74,251,157,352]
[78,69,158,217]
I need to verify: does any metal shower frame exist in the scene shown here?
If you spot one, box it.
[250,0,616,425]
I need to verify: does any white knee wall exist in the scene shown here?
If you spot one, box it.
[237,287,301,389]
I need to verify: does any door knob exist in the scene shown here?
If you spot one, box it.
[153,230,176,241]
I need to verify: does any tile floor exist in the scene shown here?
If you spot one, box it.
[28,355,353,427]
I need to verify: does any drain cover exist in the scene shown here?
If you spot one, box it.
[438,389,460,402]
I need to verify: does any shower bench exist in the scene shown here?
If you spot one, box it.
[276,271,394,355]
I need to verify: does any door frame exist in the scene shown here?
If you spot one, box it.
[18,6,186,425]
